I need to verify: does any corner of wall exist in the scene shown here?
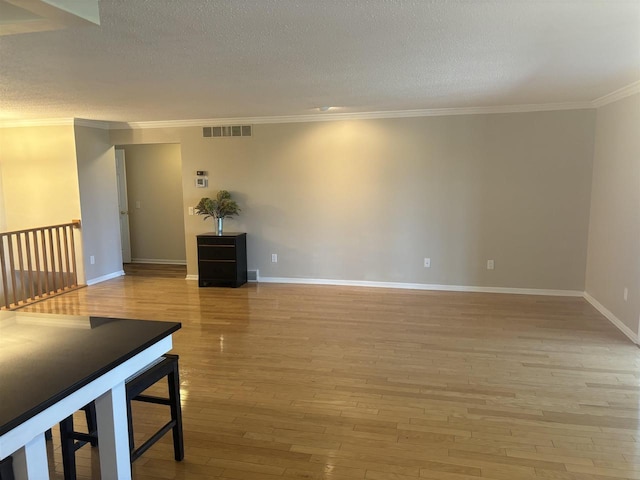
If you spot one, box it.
[584,93,640,343]
[74,125,123,282]
[583,292,639,345]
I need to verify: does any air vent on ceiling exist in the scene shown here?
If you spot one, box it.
[202,125,252,138]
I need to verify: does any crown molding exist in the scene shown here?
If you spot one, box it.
[118,101,593,130]
[5,80,639,131]
[0,117,75,128]
[0,117,113,129]
[591,80,640,108]
[73,118,112,129]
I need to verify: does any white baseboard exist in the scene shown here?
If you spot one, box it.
[86,270,125,286]
[185,273,582,296]
[258,276,584,297]
[583,292,639,344]
[130,258,187,265]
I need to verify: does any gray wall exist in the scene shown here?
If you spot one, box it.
[111,109,596,291]
[586,93,640,335]
[121,143,186,263]
[74,126,122,282]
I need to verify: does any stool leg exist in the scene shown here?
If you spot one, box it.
[168,362,184,461]
[126,391,135,456]
[83,403,99,447]
[60,416,77,480]
[0,456,15,480]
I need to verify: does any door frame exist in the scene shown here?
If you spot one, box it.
[115,148,132,263]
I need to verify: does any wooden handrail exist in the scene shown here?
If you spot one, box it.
[0,221,84,310]
[1,219,81,237]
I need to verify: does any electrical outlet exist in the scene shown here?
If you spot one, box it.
[624,287,628,301]
[271,253,278,263]
[487,259,494,270]
[424,258,431,268]
[90,255,95,265]
[188,206,194,215]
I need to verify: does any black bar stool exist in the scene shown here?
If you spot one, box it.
[126,353,184,462]
[59,354,184,480]
[0,457,14,480]
[59,404,98,480]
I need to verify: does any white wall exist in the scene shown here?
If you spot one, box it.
[0,125,86,283]
[585,93,640,337]
[0,160,6,231]
[0,124,123,285]
[0,125,81,230]
[74,125,122,282]
[111,109,596,291]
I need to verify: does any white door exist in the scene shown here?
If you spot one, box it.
[115,149,132,263]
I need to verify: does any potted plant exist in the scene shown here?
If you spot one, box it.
[195,190,240,235]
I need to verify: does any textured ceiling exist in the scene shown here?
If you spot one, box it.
[0,0,639,122]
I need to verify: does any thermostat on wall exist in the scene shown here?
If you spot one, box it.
[195,170,208,187]
[195,177,208,188]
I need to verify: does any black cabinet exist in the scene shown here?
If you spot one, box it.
[197,233,247,288]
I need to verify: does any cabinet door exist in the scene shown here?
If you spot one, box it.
[198,260,237,281]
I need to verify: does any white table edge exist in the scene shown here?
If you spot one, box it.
[0,335,173,479]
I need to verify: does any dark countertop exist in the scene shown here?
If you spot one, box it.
[0,312,180,436]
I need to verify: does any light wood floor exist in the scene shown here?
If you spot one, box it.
[20,274,640,479]
[123,263,187,278]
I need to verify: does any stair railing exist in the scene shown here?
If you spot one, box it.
[0,220,83,310]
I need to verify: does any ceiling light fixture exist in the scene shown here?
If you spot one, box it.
[318,106,332,112]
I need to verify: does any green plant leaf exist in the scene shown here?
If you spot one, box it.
[194,191,241,220]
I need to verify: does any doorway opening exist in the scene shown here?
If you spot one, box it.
[115,144,186,278]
